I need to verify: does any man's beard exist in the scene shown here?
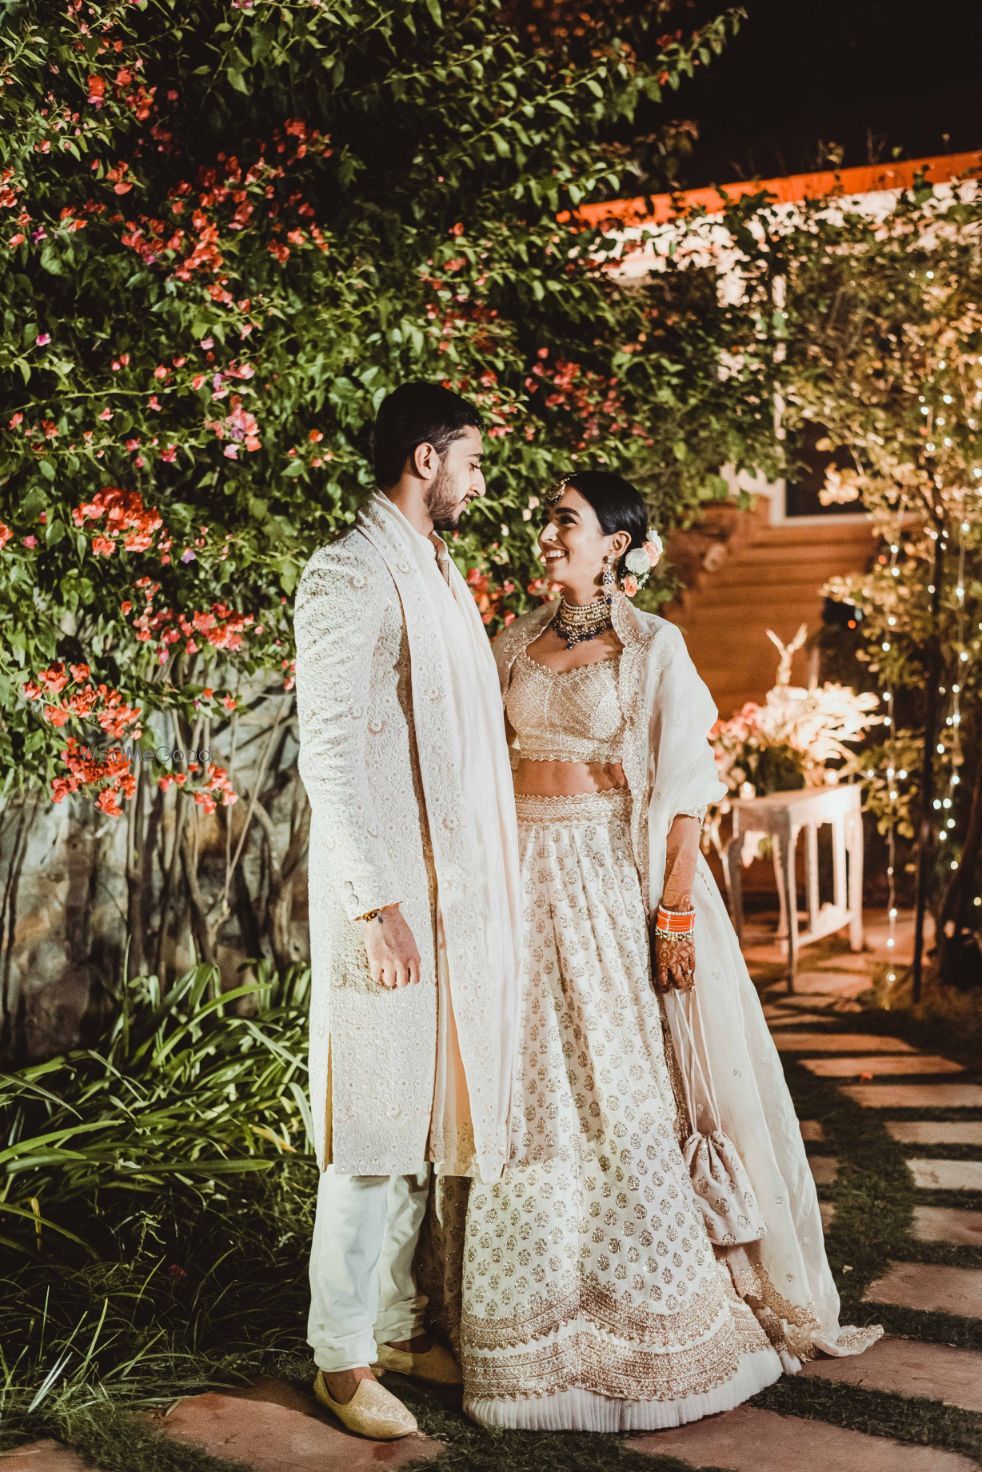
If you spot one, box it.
[426,461,465,531]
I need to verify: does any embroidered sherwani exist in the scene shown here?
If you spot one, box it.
[293,492,522,1180]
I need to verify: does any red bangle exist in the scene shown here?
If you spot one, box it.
[655,905,695,935]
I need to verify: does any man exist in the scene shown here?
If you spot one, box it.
[293,382,523,1440]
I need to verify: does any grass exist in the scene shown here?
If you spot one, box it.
[2,965,981,1468]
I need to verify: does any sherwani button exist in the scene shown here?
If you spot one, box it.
[442,815,458,832]
[428,688,441,701]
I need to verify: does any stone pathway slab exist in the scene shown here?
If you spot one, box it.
[800,1334,982,1413]
[912,1204,982,1245]
[765,993,862,1014]
[812,953,881,974]
[819,1200,836,1229]
[804,1054,963,1078]
[774,1032,915,1053]
[765,1011,844,1028]
[0,1444,98,1470]
[887,1120,982,1146]
[809,1155,839,1186]
[864,1261,982,1318]
[794,970,870,998]
[908,1158,982,1192]
[800,1119,825,1142]
[629,1405,975,1470]
[158,1390,441,1470]
[842,1083,982,1108]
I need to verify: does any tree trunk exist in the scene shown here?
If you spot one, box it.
[180,822,218,968]
[912,527,945,1003]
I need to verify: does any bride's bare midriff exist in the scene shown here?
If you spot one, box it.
[513,758,628,796]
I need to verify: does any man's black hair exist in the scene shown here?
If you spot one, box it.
[371,381,484,488]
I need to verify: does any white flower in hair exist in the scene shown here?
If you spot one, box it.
[624,528,663,580]
[644,529,664,565]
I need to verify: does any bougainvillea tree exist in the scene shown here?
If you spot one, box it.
[1,0,786,1038]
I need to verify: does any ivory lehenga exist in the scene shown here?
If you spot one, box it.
[423,591,881,1433]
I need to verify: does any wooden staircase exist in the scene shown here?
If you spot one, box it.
[666,501,876,718]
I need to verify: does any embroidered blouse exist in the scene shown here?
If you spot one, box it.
[505,649,626,764]
[503,644,707,823]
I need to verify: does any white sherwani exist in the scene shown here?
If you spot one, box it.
[294,491,523,1181]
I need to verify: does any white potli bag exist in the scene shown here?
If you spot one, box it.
[668,989,768,1248]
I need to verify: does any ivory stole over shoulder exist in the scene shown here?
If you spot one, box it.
[356,494,523,1183]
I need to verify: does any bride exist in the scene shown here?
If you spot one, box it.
[436,469,881,1432]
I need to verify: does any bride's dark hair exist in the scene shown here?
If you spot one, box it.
[561,470,648,570]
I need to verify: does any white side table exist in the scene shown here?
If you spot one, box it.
[723,784,865,992]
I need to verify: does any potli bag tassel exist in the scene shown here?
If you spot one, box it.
[668,989,767,1248]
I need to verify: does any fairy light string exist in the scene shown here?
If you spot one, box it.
[935,514,968,875]
[880,501,908,984]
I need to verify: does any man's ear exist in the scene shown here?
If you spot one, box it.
[410,440,439,481]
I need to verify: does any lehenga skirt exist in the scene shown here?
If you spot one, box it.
[460,789,785,1431]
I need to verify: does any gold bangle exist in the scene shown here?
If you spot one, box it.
[354,907,384,923]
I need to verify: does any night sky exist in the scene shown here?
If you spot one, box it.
[647,0,981,190]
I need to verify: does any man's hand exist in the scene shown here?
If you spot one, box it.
[361,905,421,989]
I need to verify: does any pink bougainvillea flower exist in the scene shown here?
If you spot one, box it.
[21,535,38,548]
[51,775,80,804]
[92,535,116,557]
[35,332,51,346]
[0,522,12,550]
[36,664,68,695]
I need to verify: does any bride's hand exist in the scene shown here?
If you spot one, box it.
[652,931,696,993]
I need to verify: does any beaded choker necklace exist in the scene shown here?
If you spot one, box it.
[552,594,613,650]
